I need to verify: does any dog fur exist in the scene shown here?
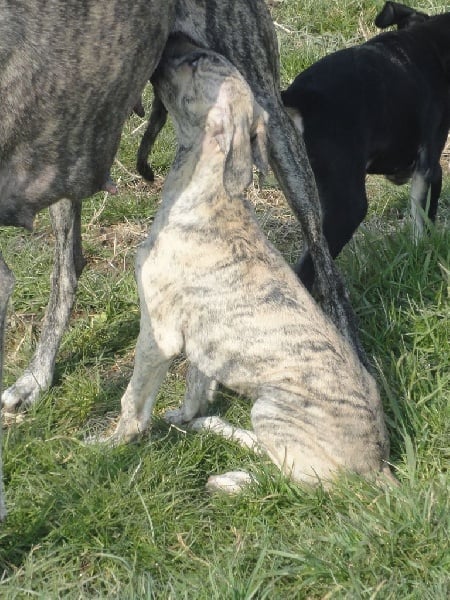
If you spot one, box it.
[282,6,449,287]
[0,0,179,521]
[375,1,429,30]
[104,36,394,492]
[2,0,366,416]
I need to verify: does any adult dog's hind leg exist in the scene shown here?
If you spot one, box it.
[2,199,85,411]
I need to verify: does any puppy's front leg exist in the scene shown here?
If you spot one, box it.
[103,325,173,445]
[165,364,217,425]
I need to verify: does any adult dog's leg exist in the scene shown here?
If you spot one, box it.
[0,255,15,520]
[2,199,85,411]
[297,169,368,290]
[263,99,367,364]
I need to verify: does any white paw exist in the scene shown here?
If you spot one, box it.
[206,470,256,494]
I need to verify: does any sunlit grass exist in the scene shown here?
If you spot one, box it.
[1,1,449,597]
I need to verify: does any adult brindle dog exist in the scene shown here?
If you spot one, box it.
[0,0,362,518]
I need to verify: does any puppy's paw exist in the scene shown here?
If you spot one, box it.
[206,470,256,494]
[188,416,260,451]
[164,408,190,427]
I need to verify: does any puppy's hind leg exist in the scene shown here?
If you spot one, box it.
[164,364,218,425]
[2,199,85,412]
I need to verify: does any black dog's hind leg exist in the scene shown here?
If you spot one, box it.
[410,148,442,241]
[136,92,168,182]
[297,167,368,291]
[2,199,85,411]
[428,163,442,223]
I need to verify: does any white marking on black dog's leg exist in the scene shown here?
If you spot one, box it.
[410,171,428,242]
[0,254,15,520]
[2,199,85,411]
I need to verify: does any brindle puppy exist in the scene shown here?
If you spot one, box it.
[105,37,395,492]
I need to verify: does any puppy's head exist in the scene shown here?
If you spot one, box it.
[152,33,268,196]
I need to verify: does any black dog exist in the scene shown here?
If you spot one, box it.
[282,4,448,287]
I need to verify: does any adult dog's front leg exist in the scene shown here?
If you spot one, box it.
[2,199,85,411]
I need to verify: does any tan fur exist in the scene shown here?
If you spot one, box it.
[105,39,394,491]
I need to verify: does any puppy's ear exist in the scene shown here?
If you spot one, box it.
[206,93,268,196]
[222,111,255,196]
[211,104,268,196]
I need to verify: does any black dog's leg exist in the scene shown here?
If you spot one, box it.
[297,172,368,289]
[136,92,168,181]
[410,148,441,241]
[2,199,85,411]
[263,98,368,366]
[0,254,15,519]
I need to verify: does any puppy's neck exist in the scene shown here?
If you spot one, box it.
[163,131,228,207]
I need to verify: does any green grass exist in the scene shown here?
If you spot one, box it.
[1,1,449,597]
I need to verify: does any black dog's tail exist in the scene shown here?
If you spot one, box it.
[136,91,168,182]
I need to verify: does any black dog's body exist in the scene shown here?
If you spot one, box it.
[282,9,450,287]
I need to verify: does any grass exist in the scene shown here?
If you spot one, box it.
[1,1,449,597]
